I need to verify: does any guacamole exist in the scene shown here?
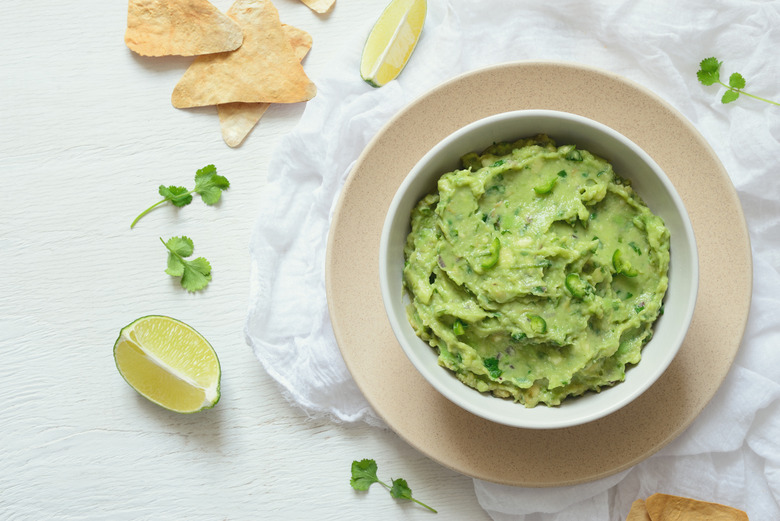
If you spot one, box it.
[403,135,670,407]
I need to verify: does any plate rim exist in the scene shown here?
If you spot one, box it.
[325,60,752,486]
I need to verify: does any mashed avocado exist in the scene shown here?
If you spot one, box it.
[403,135,670,407]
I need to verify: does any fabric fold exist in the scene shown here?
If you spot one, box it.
[245,1,780,518]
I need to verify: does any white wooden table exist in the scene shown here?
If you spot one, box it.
[0,1,491,519]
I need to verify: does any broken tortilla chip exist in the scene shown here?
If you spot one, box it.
[171,0,317,108]
[299,0,336,14]
[217,24,312,147]
[626,499,651,521]
[124,0,243,57]
[645,493,749,520]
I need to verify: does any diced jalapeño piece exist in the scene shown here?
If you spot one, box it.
[528,314,547,334]
[511,331,526,341]
[481,237,501,269]
[612,249,638,277]
[453,319,465,336]
[533,177,557,195]
[565,273,587,298]
[565,148,583,161]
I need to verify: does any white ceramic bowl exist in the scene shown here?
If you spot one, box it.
[379,110,698,429]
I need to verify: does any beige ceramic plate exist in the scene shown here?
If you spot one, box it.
[325,61,752,487]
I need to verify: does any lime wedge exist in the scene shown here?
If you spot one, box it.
[360,0,427,87]
[113,315,221,413]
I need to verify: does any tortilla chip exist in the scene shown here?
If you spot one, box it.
[217,103,272,147]
[171,0,317,108]
[282,24,315,63]
[299,0,336,14]
[125,0,243,57]
[645,493,749,520]
[626,499,651,521]
[217,25,312,147]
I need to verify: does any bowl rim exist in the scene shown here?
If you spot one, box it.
[379,108,699,429]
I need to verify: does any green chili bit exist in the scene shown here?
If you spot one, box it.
[527,314,547,334]
[452,319,465,336]
[533,177,557,195]
[612,249,638,277]
[565,273,588,298]
[481,237,501,269]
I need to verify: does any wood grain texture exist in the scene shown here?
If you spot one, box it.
[0,1,490,519]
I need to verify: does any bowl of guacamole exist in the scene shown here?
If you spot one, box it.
[379,110,698,429]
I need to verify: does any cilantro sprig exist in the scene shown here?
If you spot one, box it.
[131,165,230,228]
[697,57,779,106]
[350,459,437,513]
[161,236,212,292]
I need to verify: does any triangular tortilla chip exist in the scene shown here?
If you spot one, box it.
[171,0,316,108]
[625,500,651,521]
[281,24,314,63]
[218,25,312,147]
[125,0,243,57]
[218,103,273,147]
[645,494,749,520]
[299,0,336,14]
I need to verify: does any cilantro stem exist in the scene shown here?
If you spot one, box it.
[131,198,179,229]
[717,80,780,106]
[130,165,229,229]
[131,188,199,228]
[350,459,437,514]
[407,496,438,513]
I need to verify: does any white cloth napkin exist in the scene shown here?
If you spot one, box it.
[245,1,780,519]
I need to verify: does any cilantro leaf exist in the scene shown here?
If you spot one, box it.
[180,257,212,292]
[389,478,413,500]
[696,57,721,85]
[349,459,437,513]
[193,164,230,205]
[195,164,217,177]
[165,254,185,277]
[721,90,740,104]
[350,459,379,491]
[161,236,212,292]
[164,236,194,257]
[158,185,193,207]
[697,56,779,106]
[698,56,721,72]
[131,165,229,228]
[483,357,502,379]
[728,72,746,90]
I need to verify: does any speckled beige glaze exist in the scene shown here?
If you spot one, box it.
[325,62,752,487]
